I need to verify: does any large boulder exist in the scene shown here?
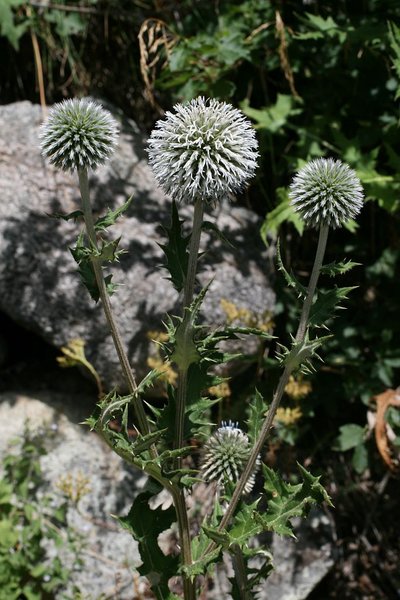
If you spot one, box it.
[0,391,147,599]
[0,101,274,389]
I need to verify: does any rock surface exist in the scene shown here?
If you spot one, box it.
[0,101,274,390]
[0,391,147,599]
[0,391,335,599]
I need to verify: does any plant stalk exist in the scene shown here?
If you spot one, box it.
[175,197,204,459]
[78,169,151,441]
[232,544,251,600]
[202,224,330,551]
[172,197,204,600]
[171,487,196,600]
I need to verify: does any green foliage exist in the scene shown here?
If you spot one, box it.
[159,200,190,293]
[260,189,304,244]
[255,464,332,537]
[308,286,357,329]
[246,389,269,445]
[94,196,133,232]
[69,196,133,301]
[0,428,83,599]
[118,486,179,600]
[276,239,307,299]
[320,259,361,277]
[0,0,29,50]
[333,424,368,474]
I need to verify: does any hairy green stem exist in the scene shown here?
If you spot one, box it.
[202,224,330,554]
[78,169,152,442]
[232,544,251,600]
[175,197,204,461]
[172,197,204,600]
[184,196,204,308]
[171,487,196,600]
[295,225,329,341]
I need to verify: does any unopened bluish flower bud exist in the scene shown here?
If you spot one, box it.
[39,98,118,172]
[148,96,259,204]
[201,421,259,494]
[289,158,364,228]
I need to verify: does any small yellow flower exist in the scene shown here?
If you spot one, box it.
[147,356,177,386]
[284,375,312,401]
[220,299,274,332]
[208,382,231,399]
[56,471,91,504]
[275,406,303,426]
[146,330,169,343]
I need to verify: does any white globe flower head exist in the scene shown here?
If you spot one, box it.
[39,98,118,172]
[289,158,364,228]
[201,421,259,494]
[148,97,259,204]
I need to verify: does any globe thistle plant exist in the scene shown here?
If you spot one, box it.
[148,96,259,204]
[201,421,259,494]
[289,158,364,228]
[39,98,118,172]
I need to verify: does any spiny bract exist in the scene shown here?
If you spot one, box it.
[289,158,364,228]
[148,97,259,203]
[39,98,118,172]
[201,421,258,494]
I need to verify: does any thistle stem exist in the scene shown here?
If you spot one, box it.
[175,196,204,457]
[171,487,196,600]
[202,224,330,553]
[172,197,204,600]
[78,169,151,441]
[295,225,329,341]
[184,196,205,308]
[232,544,251,600]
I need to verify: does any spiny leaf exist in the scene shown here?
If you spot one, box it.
[182,530,222,579]
[246,389,269,445]
[48,209,83,222]
[255,464,331,537]
[136,368,163,397]
[320,259,361,277]
[229,544,273,599]
[159,200,190,292]
[276,239,307,299]
[93,237,124,263]
[170,283,212,370]
[202,220,234,248]
[118,489,178,600]
[131,429,167,455]
[70,236,99,301]
[94,195,133,231]
[70,233,120,301]
[276,331,331,373]
[309,286,357,328]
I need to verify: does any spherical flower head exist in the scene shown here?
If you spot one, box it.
[147,97,259,204]
[201,421,259,494]
[39,98,118,172]
[289,158,364,228]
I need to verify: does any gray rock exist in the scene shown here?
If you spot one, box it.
[0,391,148,599]
[0,101,274,390]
